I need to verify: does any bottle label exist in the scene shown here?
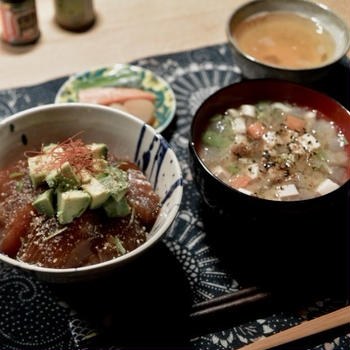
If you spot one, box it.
[0,2,39,44]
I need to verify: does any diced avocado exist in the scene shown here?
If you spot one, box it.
[82,177,110,209]
[32,189,55,217]
[87,143,108,159]
[98,167,129,201]
[92,158,108,173]
[80,170,93,184]
[103,196,130,217]
[46,162,80,190]
[56,190,91,224]
[28,155,50,188]
[28,146,66,188]
[45,171,58,188]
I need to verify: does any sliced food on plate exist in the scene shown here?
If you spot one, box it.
[55,64,176,133]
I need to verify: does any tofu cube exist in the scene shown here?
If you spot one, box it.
[240,104,256,118]
[246,163,259,179]
[212,165,229,179]
[262,131,278,148]
[316,179,339,195]
[231,117,246,134]
[304,111,317,129]
[298,133,320,151]
[304,111,317,120]
[227,108,239,118]
[289,142,305,155]
[276,184,299,198]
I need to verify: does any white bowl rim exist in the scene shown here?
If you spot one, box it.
[0,103,183,275]
[54,63,177,134]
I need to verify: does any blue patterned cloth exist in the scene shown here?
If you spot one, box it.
[0,44,349,350]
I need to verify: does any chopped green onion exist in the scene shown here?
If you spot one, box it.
[310,149,328,170]
[226,163,240,175]
[15,179,24,192]
[128,203,136,227]
[114,236,126,255]
[201,130,231,149]
[9,172,24,178]
[315,149,328,162]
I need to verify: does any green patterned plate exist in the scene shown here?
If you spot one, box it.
[55,64,176,133]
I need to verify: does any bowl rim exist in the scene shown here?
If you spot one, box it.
[226,0,350,72]
[189,79,350,205]
[0,103,183,275]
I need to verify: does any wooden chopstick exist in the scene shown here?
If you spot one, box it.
[191,286,269,315]
[190,289,271,318]
[237,306,350,350]
[189,287,274,337]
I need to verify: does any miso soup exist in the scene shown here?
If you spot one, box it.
[198,102,349,201]
[232,12,336,69]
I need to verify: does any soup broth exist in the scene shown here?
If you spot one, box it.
[198,102,349,201]
[232,12,336,69]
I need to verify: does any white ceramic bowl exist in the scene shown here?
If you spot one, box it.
[0,103,183,282]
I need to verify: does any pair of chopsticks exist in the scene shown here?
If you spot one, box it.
[237,306,350,350]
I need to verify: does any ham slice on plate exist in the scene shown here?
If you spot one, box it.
[78,87,156,105]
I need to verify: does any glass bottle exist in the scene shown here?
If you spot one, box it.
[54,0,95,32]
[0,0,40,45]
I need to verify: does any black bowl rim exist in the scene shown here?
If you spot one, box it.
[226,0,350,72]
[189,79,350,206]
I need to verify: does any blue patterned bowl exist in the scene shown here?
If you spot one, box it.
[0,103,183,282]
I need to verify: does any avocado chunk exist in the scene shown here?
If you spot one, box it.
[82,177,110,209]
[92,158,108,173]
[98,167,129,201]
[80,169,93,184]
[103,196,130,217]
[46,162,80,190]
[28,146,65,188]
[57,190,91,224]
[28,155,50,188]
[87,143,108,159]
[32,189,55,217]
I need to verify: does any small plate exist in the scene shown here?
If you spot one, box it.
[55,64,176,133]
